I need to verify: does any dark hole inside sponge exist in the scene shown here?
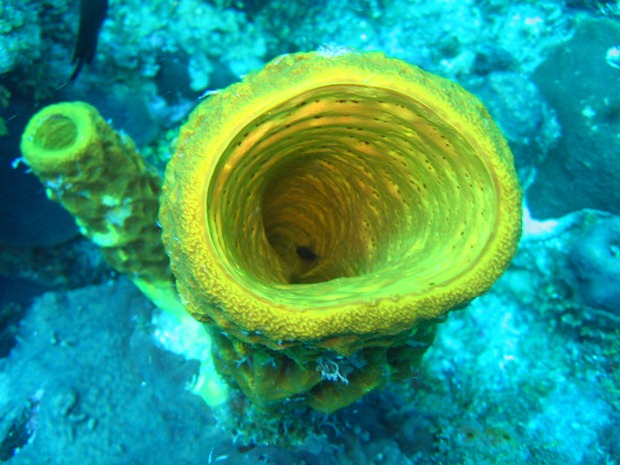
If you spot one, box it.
[33,114,78,151]
[296,245,318,261]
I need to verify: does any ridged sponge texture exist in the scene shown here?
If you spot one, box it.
[161,51,522,356]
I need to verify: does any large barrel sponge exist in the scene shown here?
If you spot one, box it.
[160,50,522,412]
[570,216,620,316]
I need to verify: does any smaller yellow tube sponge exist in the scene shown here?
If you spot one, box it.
[20,101,229,407]
[20,102,171,309]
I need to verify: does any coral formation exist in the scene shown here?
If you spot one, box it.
[0,1,41,75]
[471,71,561,187]
[529,18,620,218]
[569,215,620,317]
[161,50,522,412]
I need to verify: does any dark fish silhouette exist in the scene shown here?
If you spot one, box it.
[69,0,108,82]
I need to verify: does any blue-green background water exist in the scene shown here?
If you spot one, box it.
[1,1,620,463]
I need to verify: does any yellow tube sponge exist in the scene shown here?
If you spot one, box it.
[161,51,522,355]
[20,101,173,310]
[21,101,230,407]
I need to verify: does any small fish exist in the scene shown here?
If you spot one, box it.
[69,0,109,82]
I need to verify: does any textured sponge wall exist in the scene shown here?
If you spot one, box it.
[20,101,172,305]
[161,51,522,355]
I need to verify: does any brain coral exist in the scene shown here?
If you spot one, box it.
[160,50,522,411]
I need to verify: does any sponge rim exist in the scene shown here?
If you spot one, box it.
[160,51,522,353]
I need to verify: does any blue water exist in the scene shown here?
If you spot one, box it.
[1,1,619,464]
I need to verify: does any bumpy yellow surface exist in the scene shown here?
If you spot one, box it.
[20,102,173,309]
[21,102,229,407]
[161,50,522,355]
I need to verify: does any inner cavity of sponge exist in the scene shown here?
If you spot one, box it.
[210,85,497,294]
